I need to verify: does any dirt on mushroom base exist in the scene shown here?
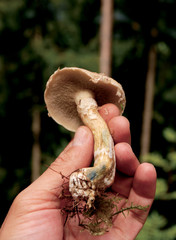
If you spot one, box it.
[57,171,149,236]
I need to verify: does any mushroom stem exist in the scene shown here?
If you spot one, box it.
[69,91,116,208]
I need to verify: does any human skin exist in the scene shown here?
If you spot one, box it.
[0,104,157,240]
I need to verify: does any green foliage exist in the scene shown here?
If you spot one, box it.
[156,178,176,200]
[0,0,24,30]
[113,39,135,67]
[163,127,176,143]
[137,212,176,240]
[142,152,167,170]
[140,125,176,239]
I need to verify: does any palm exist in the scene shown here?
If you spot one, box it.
[61,163,155,240]
[0,104,156,240]
[63,196,127,240]
[19,155,155,240]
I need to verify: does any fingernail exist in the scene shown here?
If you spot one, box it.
[73,127,89,146]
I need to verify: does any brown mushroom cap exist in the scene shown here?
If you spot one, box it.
[44,67,126,132]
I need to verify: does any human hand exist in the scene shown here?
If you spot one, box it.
[0,104,156,240]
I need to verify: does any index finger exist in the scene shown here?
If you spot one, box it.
[99,104,131,145]
[98,103,120,123]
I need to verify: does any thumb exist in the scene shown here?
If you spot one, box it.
[33,126,94,192]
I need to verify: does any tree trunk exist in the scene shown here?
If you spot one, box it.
[31,107,41,182]
[100,0,113,76]
[140,45,157,157]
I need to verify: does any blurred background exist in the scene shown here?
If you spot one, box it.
[0,0,176,238]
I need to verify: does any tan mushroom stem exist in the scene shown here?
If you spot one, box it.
[69,90,116,208]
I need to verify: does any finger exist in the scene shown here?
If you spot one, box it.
[109,116,131,144]
[113,163,157,239]
[99,104,131,144]
[98,103,120,123]
[33,126,94,192]
[115,143,139,176]
[111,143,139,196]
[112,173,133,198]
[131,163,157,200]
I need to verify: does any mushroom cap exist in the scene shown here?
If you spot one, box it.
[44,67,126,132]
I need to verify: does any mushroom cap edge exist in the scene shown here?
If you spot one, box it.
[44,67,126,132]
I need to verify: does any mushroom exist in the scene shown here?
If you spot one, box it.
[44,67,126,208]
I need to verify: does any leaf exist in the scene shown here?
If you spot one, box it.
[136,211,176,240]
[163,128,176,143]
[167,151,176,169]
[155,178,168,199]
